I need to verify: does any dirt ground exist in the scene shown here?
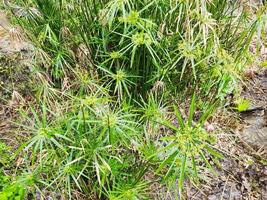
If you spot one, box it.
[188,71,267,200]
[0,10,32,148]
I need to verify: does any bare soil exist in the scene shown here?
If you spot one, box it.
[0,10,32,148]
[240,70,267,146]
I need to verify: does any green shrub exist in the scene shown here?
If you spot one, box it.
[3,0,266,199]
[11,0,266,100]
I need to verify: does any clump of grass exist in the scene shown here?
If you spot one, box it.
[10,0,266,100]
[235,98,251,112]
[1,0,266,199]
[155,94,222,197]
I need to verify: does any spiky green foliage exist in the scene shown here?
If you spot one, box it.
[1,0,266,199]
[10,0,266,100]
[156,94,222,197]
